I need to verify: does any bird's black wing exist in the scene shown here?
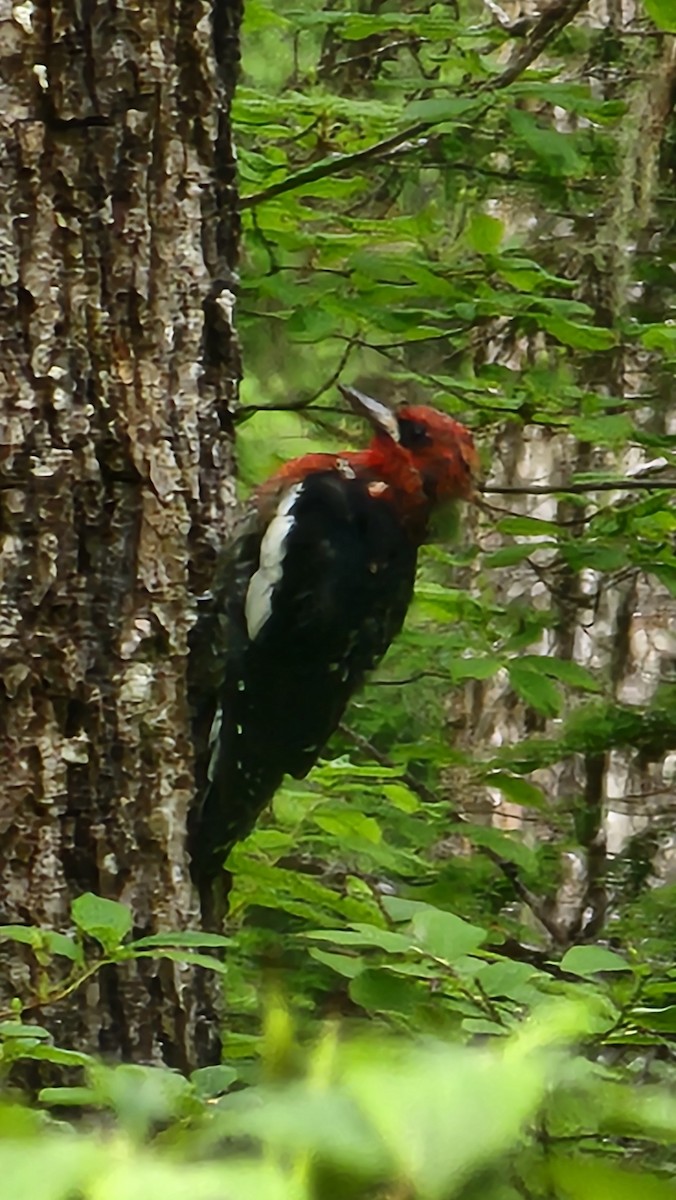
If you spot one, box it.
[188,470,417,890]
[187,505,262,874]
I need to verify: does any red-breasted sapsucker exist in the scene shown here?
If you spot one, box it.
[189,385,478,903]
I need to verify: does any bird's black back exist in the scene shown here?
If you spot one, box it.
[188,470,418,886]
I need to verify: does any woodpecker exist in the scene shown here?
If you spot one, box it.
[188,385,478,906]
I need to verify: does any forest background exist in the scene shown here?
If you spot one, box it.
[5,0,676,1197]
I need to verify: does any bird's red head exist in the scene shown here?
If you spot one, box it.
[395,403,479,503]
[257,385,479,538]
[339,385,479,513]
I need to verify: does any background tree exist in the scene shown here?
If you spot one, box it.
[0,0,242,1067]
[231,0,676,952]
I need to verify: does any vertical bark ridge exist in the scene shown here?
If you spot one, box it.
[0,0,242,1067]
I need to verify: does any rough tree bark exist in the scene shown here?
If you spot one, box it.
[0,0,242,1069]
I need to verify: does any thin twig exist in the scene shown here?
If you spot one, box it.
[476,496,591,525]
[480,479,676,496]
[237,341,357,421]
[327,38,428,74]
[366,670,452,687]
[338,723,441,808]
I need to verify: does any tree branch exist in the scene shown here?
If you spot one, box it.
[493,0,588,90]
[241,0,590,210]
[240,122,433,210]
[480,479,676,496]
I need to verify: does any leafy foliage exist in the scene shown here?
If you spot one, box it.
[5,0,676,1196]
[232,0,676,950]
[8,952,676,1198]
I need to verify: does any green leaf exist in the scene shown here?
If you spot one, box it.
[485,772,548,810]
[11,1044,93,1067]
[37,1086,100,1107]
[224,1080,390,1180]
[461,1018,509,1036]
[309,947,364,979]
[0,925,43,948]
[496,515,561,537]
[0,1137,102,1199]
[88,1062,194,1130]
[560,945,631,977]
[508,662,562,717]
[540,316,617,351]
[570,413,635,444]
[382,782,421,813]
[381,896,432,923]
[483,543,539,568]
[129,932,231,950]
[642,322,676,353]
[410,908,487,962]
[303,925,412,954]
[312,758,400,783]
[518,655,601,692]
[633,1006,676,1032]
[344,1038,548,1199]
[131,949,230,974]
[286,306,339,343]
[71,893,132,953]
[510,110,586,176]
[0,1021,51,1040]
[642,0,676,32]
[403,96,478,122]
[550,1156,676,1200]
[313,810,382,844]
[349,968,423,1016]
[468,214,503,255]
[243,0,291,31]
[191,1065,238,1098]
[42,931,85,963]
[449,656,501,682]
[97,1158,292,1200]
[460,824,538,872]
[474,959,543,1001]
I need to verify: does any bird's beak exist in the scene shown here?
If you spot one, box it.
[338,384,401,444]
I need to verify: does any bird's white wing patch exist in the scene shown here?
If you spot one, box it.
[245,483,303,640]
[206,703,223,782]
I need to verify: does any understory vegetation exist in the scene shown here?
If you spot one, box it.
[5,0,676,1196]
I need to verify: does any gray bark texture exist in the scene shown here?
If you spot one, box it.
[0,0,242,1069]
[458,17,676,947]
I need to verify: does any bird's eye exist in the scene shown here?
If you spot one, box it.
[398,418,430,449]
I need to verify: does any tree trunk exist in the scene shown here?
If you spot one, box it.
[0,0,242,1070]
[462,22,676,945]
